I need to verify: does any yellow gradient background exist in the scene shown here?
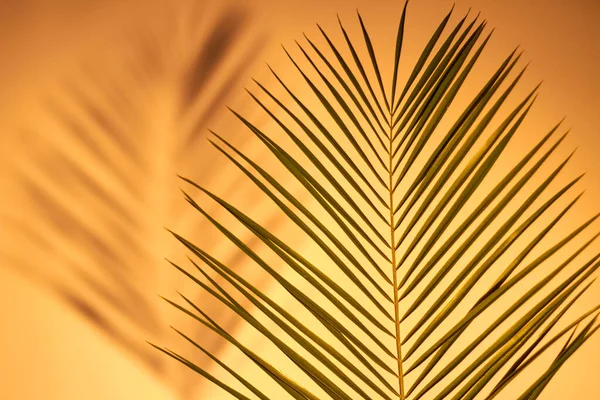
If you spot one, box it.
[0,0,599,399]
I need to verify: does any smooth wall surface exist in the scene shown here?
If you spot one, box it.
[0,0,599,399]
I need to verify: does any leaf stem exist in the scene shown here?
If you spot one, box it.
[389,108,405,398]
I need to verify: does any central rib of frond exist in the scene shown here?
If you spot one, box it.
[388,109,406,399]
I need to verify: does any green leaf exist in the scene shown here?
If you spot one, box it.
[155,3,600,399]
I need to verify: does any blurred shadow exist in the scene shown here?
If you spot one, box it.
[0,1,275,399]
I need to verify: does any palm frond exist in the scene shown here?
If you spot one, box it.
[160,3,599,399]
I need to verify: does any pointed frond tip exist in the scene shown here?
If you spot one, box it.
[154,3,600,399]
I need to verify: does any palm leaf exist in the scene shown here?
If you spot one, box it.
[159,3,599,399]
[0,1,277,398]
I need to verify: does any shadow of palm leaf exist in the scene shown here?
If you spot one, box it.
[0,1,283,398]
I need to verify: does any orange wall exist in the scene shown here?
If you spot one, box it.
[0,0,598,399]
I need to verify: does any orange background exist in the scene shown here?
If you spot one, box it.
[0,0,599,399]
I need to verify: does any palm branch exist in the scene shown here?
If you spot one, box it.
[0,1,278,398]
[158,3,599,399]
